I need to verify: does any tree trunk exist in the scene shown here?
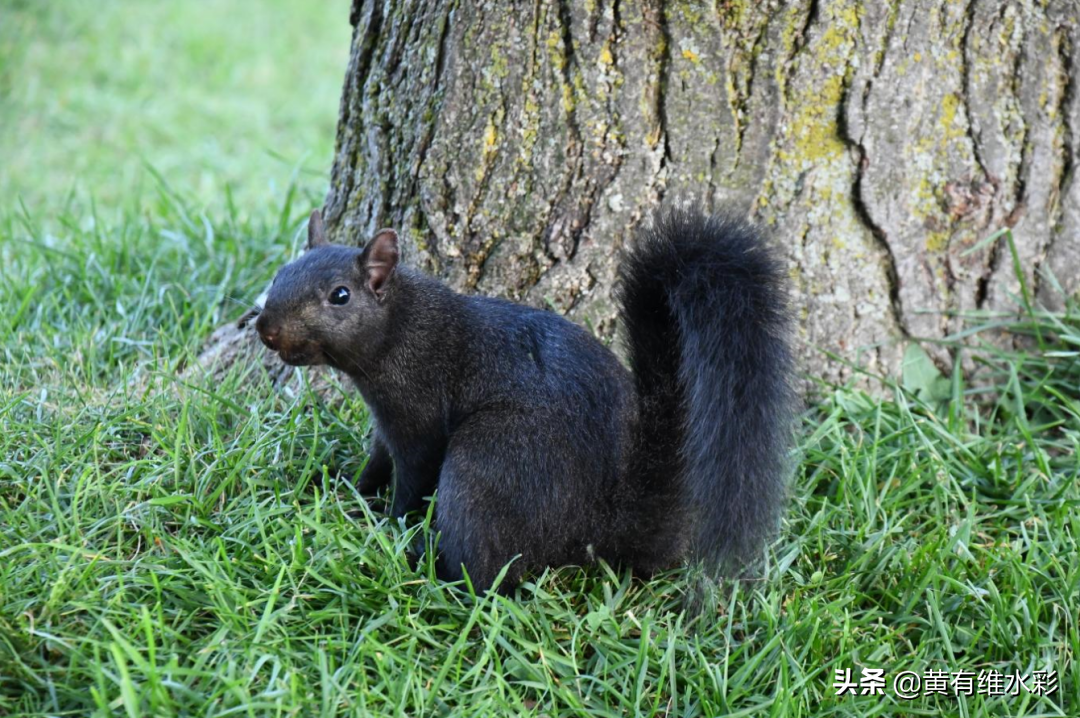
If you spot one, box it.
[231,0,1080,385]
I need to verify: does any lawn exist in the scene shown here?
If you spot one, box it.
[1,2,1077,716]
[0,0,349,216]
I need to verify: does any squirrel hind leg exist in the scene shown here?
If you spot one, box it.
[432,410,599,593]
[618,466,689,576]
[433,455,528,593]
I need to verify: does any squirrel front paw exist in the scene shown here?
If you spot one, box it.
[355,454,393,494]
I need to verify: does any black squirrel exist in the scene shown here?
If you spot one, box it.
[254,207,795,591]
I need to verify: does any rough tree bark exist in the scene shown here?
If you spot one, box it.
[206,0,1080,385]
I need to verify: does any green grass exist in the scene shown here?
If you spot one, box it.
[1,196,1077,716]
[0,0,350,216]
[1,2,1078,716]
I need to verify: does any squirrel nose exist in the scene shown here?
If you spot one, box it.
[255,315,280,350]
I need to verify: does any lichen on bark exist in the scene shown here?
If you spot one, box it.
[305,0,1079,384]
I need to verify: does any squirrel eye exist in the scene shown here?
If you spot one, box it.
[328,286,351,305]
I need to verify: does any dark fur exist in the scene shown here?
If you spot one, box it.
[255,208,795,591]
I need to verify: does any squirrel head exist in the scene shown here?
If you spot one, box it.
[255,210,400,370]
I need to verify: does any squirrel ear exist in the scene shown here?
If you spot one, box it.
[361,229,399,300]
[306,209,329,250]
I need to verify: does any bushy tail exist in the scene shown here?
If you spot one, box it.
[618,207,795,574]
